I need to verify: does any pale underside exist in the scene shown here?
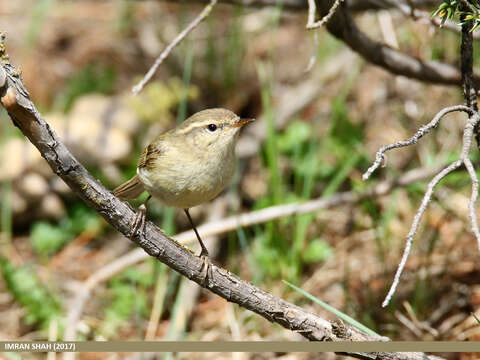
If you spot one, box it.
[137,137,236,209]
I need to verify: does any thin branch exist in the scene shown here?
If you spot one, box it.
[461,114,480,250]
[131,0,217,94]
[385,0,480,41]
[364,107,480,307]
[306,0,343,30]
[304,30,319,72]
[158,0,441,13]
[2,33,429,359]
[460,5,478,111]
[317,0,480,88]
[381,160,463,307]
[459,0,477,15]
[63,164,443,343]
[459,0,480,250]
[362,0,480,308]
[362,105,474,180]
[405,0,417,19]
[458,1,480,149]
[464,157,480,250]
[159,0,480,87]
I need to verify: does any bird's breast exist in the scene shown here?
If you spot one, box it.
[137,146,235,208]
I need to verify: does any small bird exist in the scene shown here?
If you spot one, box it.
[113,108,254,265]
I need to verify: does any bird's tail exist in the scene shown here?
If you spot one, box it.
[113,175,145,200]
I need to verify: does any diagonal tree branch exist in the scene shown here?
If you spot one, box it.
[362,17,480,304]
[64,165,444,344]
[161,0,479,87]
[0,35,340,344]
[384,0,480,41]
[306,0,343,30]
[159,0,439,12]
[364,104,480,307]
[318,0,480,88]
[0,33,443,360]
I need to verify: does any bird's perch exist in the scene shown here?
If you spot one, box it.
[0,32,441,360]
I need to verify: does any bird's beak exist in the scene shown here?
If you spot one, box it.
[231,118,255,128]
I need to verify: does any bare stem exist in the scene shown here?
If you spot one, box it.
[461,113,480,250]
[464,158,480,250]
[381,160,463,307]
[362,99,480,307]
[385,0,480,40]
[63,164,443,342]
[131,0,217,94]
[0,31,402,358]
[378,111,480,307]
[363,105,473,180]
[306,0,343,30]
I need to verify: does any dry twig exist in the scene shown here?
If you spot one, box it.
[64,164,443,342]
[304,31,319,72]
[363,105,474,180]
[317,0,480,87]
[2,32,442,360]
[306,0,343,30]
[364,1,480,307]
[163,0,480,86]
[363,105,480,307]
[161,0,441,12]
[131,0,217,94]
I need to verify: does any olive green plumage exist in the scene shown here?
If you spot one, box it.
[113,108,253,208]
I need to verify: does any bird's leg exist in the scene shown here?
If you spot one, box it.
[184,208,211,283]
[130,195,152,238]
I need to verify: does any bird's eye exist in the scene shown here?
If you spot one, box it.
[207,124,217,132]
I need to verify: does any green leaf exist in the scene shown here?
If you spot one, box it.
[303,239,333,264]
[0,258,61,328]
[329,97,364,145]
[31,222,71,257]
[99,266,151,338]
[31,205,102,257]
[277,121,312,153]
[432,2,449,18]
[67,206,101,235]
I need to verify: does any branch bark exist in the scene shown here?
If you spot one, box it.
[64,164,444,344]
[159,0,439,12]
[459,3,480,146]
[0,48,339,343]
[162,0,478,87]
[361,10,480,305]
[460,6,477,110]
[318,0,480,88]
[0,34,441,360]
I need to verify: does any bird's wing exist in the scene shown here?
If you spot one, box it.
[113,175,145,200]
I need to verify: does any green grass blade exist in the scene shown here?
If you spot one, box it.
[177,45,194,124]
[322,152,361,198]
[283,280,380,337]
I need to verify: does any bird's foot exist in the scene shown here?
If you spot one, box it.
[198,248,212,286]
[129,204,147,238]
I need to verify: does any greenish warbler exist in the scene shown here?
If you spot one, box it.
[113,108,254,263]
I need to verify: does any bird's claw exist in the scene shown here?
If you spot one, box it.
[129,204,147,238]
[199,252,212,286]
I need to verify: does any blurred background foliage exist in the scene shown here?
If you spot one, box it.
[0,0,479,358]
